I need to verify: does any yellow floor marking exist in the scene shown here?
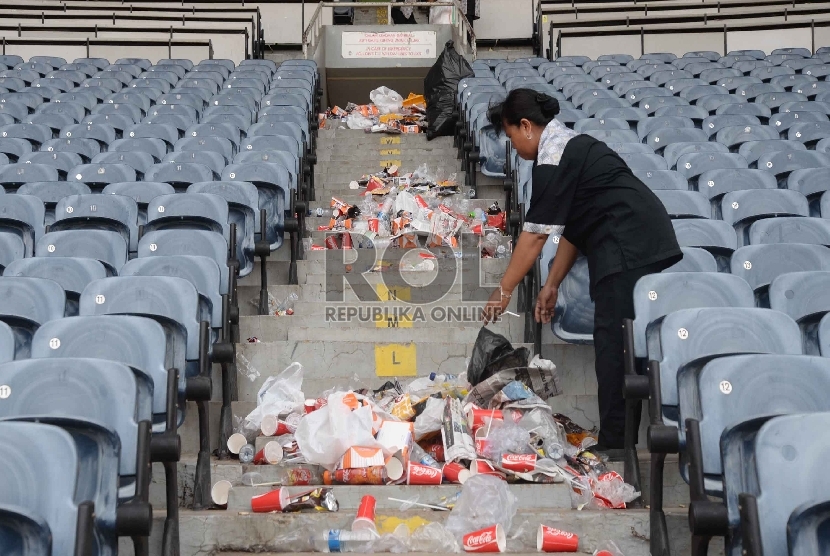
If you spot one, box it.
[380,137,401,145]
[380,159,402,168]
[376,284,412,302]
[375,343,417,376]
[379,148,401,156]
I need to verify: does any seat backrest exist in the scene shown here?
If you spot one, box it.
[787,499,830,556]
[32,314,172,421]
[53,193,139,251]
[682,357,830,491]
[0,194,45,256]
[0,230,24,272]
[0,422,81,556]
[770,270,830,336]
[647,127,708,152]
[0,357,140,480]
[738,139,806,167]
[631,272,754,357]
[42,138,100,162]
[722,189,809,246]
[671,218,738,254]
[108,138,166,163]
[4,257,106,315]
[79,275,200,366]
[36,230,127,275]
[758,150,830,182]
[654,190,710,219]
[92,151,155,175]
[144,162,215,188]
[0,163,59,186]
[144,193,229,239]
[740,411,830,556]
[618,153,667,172]
[697,169,777,209]
[121,255,223,329]
[749,217,830,246]
[0,319,14,363]
[137,229,229,297]
[659,308,800,411]
[731,243,830,305]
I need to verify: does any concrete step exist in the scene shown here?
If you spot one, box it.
[234,340,534,400]
[119,507,703,556]
[243,322,523,344]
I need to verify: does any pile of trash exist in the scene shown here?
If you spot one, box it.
[322,87,427,134]
[311,164,510,255]
[221,330,639,513]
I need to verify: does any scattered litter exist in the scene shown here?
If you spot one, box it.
[236,352,260,383]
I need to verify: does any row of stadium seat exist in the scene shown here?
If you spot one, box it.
[0,55,320,556]
[468,49,830,556]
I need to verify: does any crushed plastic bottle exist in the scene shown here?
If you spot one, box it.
[275,292,298,316]
[238,444,255,464]
[311,529,379,553]
[236,352,261,383]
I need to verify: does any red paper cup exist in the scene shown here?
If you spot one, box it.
[210,479,232,506]
[304,399,316,413]
[475,428,491,457]
[253,441,283,465]
[463,524,506,553]
[537,525,578,552]
[407,462,443,485]
[325,235,340,250]
[275,413,301,435]
[352,494,377,531]
[467,408,503,434]
[368,218,379,233]
[443,462,471,484]
[251,487,289,513]
[426,443,445,462]
[260,414,278,436]
[227,433,247,455]
[470,459,505,480]
[501,454,537,473]
[341,232,353,249]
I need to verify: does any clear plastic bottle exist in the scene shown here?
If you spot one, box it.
[409,442,441,469]
[311,529,378,553]
[276,292,298,314]
[238,444,255,464]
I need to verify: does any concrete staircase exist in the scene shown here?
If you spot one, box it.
[122,129,704,556]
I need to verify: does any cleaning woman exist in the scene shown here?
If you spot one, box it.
[482,88,682,456]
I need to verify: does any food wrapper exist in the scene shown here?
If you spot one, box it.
[251,487,339,513]
[554,414,598,447]
[465,366,562,409]
[441,397,476,462]
[391,395,416,420]
[358,104,380,117]
[340,446,386,469]
[397,233,420,249]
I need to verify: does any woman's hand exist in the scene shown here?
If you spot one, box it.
[535,284,558,324]
[482,287,510,324]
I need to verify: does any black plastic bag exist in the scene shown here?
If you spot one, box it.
[467,327,530,386]
[424,40,473,140]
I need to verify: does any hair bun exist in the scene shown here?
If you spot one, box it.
[535,93,560,118]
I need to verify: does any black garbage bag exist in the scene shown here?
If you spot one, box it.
[467,327,530,386]
[424,40,473,140]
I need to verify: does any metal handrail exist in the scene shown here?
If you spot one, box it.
[302,1,477,59]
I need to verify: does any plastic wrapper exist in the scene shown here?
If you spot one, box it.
[479,419,533,462]
[410,522,461,553]
[466,328,530,386]
[444,475,518,541]
[589,471,640,509]
[489,380,550,412]
[414,396,445,440]
[370,86,404,115]
[347,112,375,130]
[237,352,261,383]
[243,362,305,431]
[295,391,386,470]
[594,540,625,555]
[519,408,569,460]
[441,396,476,462]
[553,413,598,448]
[424,40,473,140]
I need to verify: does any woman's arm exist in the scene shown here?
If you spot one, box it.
[498,231,550,294]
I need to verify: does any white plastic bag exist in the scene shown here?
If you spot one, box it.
[347,112,374,130]
[414,396,445,440]
[369,86,404,115]
[294,391,386,470]
[429,6,453,24]
[445,475,518,540]
[243,362,305,430]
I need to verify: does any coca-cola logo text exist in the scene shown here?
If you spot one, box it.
[410,465,441,478]
[465,531,494,547]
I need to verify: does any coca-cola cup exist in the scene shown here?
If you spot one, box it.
[227,433,248,455]
[537,525,579,552]
[501,453,537,473]
[260,414,278,436]
[251,487,290,513]
[463,524,506,553]
[443,462,471,484]
[467,408,503,434]
[470,459,505,480]
[210,479,232,506]
[368,218,379,233]
[407,462,443,485]
[304,399,316,414]
[253,441,283,465]
[275,413,301,435]
[352,494,377,532]
[475,428,491,457]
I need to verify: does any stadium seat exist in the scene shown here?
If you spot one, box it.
[4,257,106,316]
[789,121,830,147]
[108,138,167,164]
[0,231,24,273]
[126,123,179,150]
[42,138,100,163]
[646,128,708,153]
[92,152,155,175]
[0,193,45,256]
[69,163,137,190]
[144,193,229,245]
[675,152,748,188]
[37,230,127,275]
[654,190,710,218]
[0,163,59,188]
[52,193,139,252]
[770,270,830,353]
[663,142,729,170]
[721,411,830,556]
[697,169,777,217]
[787,499,830,556]
[222,162,292,251]
[15,181,89,225]
[633,169,691,191]
[19,151,83,179]
[0,421,96,556]
[722,189,809,246]
[749,216,830,246]
[758,150,830,183]
[672,219,738,270]
[618,153,667,172]
[0,276,65,358]
[738,139,807,167]
[788,168,830,215]
[163,151,226,175]
[83,114,133,135]
[144,163,216,190]
[637,117,695,142]
[175,136,236,163]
